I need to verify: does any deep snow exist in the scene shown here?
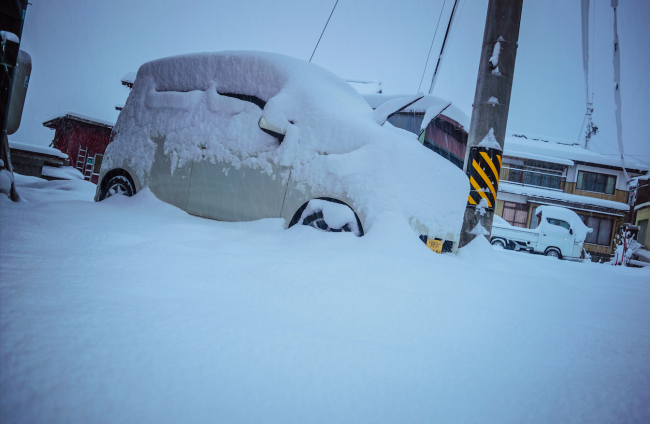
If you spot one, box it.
[1,177,649,423]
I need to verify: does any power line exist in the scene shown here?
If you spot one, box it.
[309,0,340,63]
[417,0,447,93]
[593,135,650,166]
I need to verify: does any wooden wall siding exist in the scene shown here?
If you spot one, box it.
[564,182,628,204]
[583,243,610,254]
[495,199,504,217]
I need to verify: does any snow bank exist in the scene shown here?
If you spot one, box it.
[11,173,96,202]
[1,188,650,423]
[8,140,68,159]
[41,166,83,180]
[106,51,469,239]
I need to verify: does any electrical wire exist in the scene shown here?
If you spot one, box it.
[593,135,650,166]
[309,0,340,63]
[417,0,447,93]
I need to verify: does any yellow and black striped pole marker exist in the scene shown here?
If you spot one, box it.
[466,146,501,209]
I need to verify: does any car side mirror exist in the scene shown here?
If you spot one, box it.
[569,229,573,235]
[258,117,286,143]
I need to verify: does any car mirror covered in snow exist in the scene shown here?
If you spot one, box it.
[258,116,286,143]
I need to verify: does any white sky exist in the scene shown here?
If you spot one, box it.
[12,0,650,163]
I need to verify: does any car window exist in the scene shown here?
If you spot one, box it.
[546,218,570,230]
[218,92,266,110]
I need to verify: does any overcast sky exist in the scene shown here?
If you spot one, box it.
[12,0,650,162]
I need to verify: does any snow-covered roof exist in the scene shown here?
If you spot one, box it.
[42,111,115,129]
[106,51,469,239]
[121,72,137,88]
[115,103,124,111]
[504,150,574,166]
[8,140,68,159]
[363,94,470,132]
[500,181,629,212]
[504,132,648,172]
[346,79,382,94]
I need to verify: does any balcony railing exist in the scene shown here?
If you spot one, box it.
[500,166,566,191]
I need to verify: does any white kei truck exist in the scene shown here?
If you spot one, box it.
[490,205,592,260]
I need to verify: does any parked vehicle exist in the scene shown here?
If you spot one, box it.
[97,51,469,251]
[490,205,592,259]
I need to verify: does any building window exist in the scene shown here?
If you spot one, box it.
[576,171,616,195]
[580,215,613,246]
[502,201,529,228]
[500,157,566,191]
[638,219,648,247]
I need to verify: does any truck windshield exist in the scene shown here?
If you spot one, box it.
[546,218,570,231]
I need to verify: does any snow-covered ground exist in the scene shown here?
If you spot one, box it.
[1,175,649,423]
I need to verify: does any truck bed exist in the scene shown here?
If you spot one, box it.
[492,224,539,244]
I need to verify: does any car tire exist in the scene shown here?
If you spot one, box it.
[491,238,506,249]
[100,174,135,200]
[297,198,363,236]
[545,247,562,259]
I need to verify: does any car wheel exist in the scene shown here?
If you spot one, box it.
[491,238,506,249]
[101,175,135,200]
[545,248,561,259]
[297,199,362,236]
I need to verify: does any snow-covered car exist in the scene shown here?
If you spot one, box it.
[97,51,469,250]
[490,205,592,259]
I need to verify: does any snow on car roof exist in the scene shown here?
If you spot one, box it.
[504,132,648,171]
[363,94,470,131]
[534,205,593,242]
[106,51,469,239]
[8,140,68,159]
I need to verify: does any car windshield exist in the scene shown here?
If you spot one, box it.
[547,217,570,231]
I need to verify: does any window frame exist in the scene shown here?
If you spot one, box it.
[576,170,617,195]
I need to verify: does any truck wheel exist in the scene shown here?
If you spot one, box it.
[491,238,506,249]
[545,247,562,259]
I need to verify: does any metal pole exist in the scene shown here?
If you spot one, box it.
[1,0,29,201]
[458,0,524,248]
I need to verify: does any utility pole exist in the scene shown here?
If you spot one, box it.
[458,0,523,248]
[1,0,29,201]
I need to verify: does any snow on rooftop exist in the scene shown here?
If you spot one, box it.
[504,132,648,171]
[363,94,470,131]
[500,181,630,212]
[505,150,574,166]
[43,111,115,128]
[8,140,68,159]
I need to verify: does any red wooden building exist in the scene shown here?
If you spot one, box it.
[43,112,114,184]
